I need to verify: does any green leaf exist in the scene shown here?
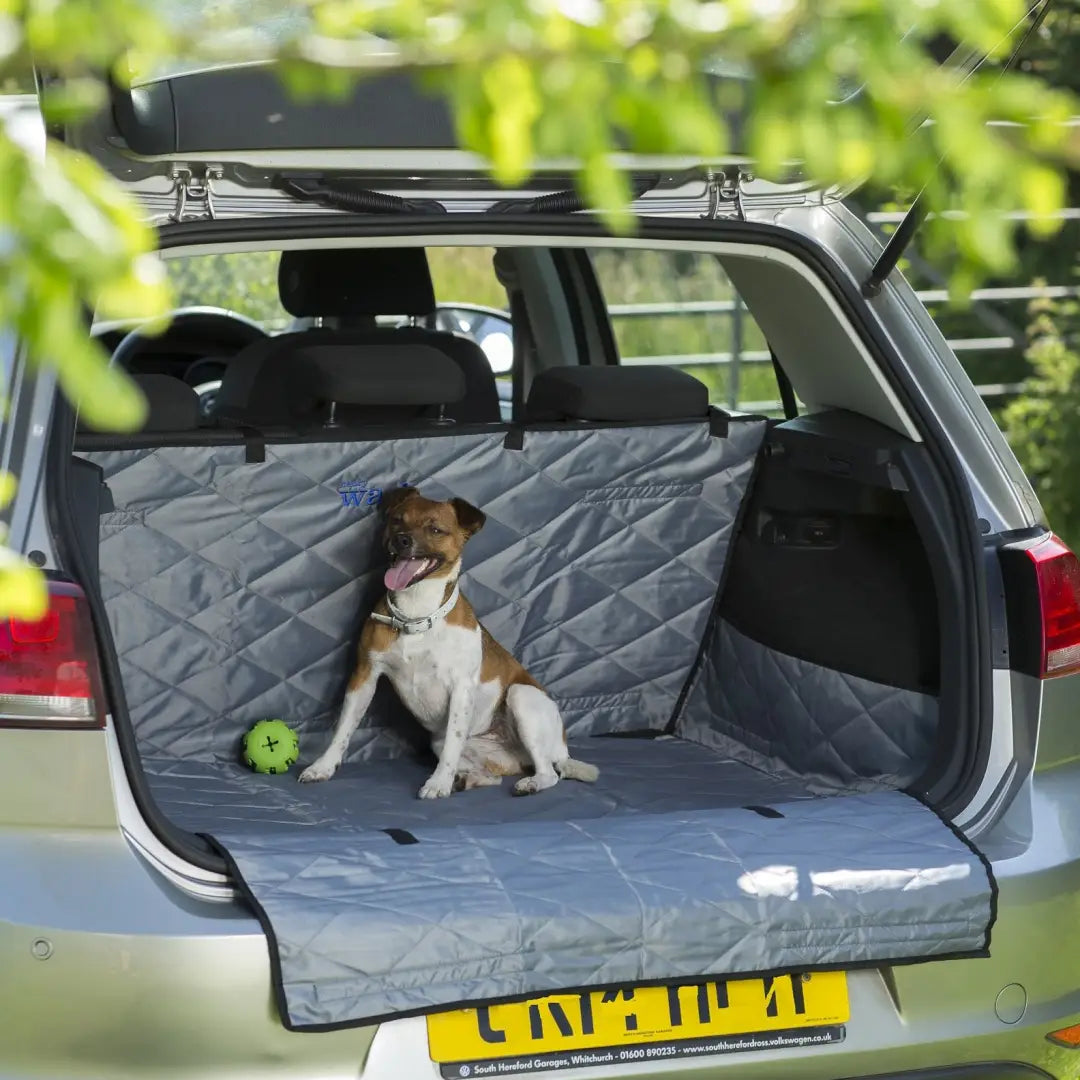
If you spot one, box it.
[482,54,541,185]
[1020,164,1066,239]
[0,553,47,622]
[581,154,634,235]
[0,472,17,511]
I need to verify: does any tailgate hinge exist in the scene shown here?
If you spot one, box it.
[169,165,223,222]
[703,167,754,221]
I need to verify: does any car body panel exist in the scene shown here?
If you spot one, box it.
[2,728,1080,1078]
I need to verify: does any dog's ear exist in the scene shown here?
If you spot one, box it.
[382,485,416,516]
[451,498,486,538]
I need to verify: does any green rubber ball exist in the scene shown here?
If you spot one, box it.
[242,719,300,775]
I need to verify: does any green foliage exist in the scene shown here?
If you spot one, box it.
[297,0,1080,270]
[427,247,507,310]
[1002,293,1080,548]
[166,251,284,326]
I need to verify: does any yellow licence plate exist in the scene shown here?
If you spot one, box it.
[427,972,849,1076]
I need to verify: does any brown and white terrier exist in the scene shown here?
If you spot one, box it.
[299,487,598,798]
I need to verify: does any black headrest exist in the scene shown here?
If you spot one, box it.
[297,345,466,406]
[278,248,436,318]
[525,366,710,423]
[134,374,200,431]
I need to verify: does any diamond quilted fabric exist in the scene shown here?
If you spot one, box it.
[210,786,992,1029]
[79,418,994,1030]
[677,619,940,793]
[88,421,765,762]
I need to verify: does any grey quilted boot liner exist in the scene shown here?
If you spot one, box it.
[204,770,991,1029]
[677,619,940,793]
[79,419,993,1030]
[85,421,764,760]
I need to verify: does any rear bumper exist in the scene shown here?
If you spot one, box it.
[3,763,1080,1079]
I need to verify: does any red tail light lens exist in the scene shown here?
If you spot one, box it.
[0,580,105,726]
[1027,535,1080,679]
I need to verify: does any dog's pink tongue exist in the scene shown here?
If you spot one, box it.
[385,558,427,591]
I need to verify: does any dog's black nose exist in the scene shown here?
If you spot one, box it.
[392,533,411,553]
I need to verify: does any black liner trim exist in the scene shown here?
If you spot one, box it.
[502,426,524,450]
[238,425,266,464]
[383,828,420,846]
[744,805,784,819]
[901,784,1000,955]
[200,785,995,1034]
[771,349,799,420]
[708,407,729,438]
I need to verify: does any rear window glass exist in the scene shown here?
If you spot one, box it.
[161,247,507,331]
[165,250,286,328]
[588,248,776,413]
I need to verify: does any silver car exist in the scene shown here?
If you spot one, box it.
[3,45,1080,1080]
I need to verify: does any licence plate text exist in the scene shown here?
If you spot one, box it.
[427,972,849,1076]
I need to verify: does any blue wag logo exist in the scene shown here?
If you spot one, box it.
[338,480,411,509]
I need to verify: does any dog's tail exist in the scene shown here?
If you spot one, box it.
[556,757,599,783]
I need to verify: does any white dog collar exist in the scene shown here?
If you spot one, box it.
[372,583,460,635]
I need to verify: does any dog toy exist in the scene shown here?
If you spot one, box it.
[242,719,300,774]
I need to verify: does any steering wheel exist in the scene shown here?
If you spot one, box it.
[109,306,268,374]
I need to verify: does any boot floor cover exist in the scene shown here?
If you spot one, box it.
[144,737,993,1030]
[79,423,995,1030]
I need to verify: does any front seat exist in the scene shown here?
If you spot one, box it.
[215,248,501,427]
[77,373,201,435]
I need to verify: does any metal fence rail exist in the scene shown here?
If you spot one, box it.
[609,282,1078,414]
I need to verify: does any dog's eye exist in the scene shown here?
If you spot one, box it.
[427,525,444,536]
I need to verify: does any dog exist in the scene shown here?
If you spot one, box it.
[298,487,598,798]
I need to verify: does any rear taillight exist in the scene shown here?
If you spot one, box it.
[1027,535,1080,679]
[0,580,105,726]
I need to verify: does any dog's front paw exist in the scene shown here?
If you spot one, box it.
[298,759,337,783]
[418,771,454,799]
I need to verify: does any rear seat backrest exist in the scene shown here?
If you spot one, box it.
[298,344,466,427]
[216,248,501,426]
[524,365,710,423]
[217,334,469,430]
[77,373,200,434]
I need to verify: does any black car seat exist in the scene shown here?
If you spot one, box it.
[76,373,201,434]
[215,248,501,427]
